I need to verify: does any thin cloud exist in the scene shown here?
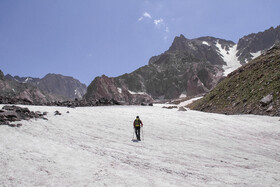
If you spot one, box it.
[154,18,164,26]
[143,12,151,19]
[138,13,170,41]
[138,12,152,21]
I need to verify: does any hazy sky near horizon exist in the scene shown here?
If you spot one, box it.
[1,0,280,85]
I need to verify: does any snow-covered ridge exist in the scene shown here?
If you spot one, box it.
[216,41,241,76]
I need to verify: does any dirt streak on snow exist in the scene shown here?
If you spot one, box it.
[0,104,279,186]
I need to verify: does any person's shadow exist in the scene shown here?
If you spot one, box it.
[131,139,139,142]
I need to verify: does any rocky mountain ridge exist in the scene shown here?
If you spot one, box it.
[0,70,62,104]
[5,73,87,100]
[85,25,280,103]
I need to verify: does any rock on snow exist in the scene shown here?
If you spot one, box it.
[0,104,279,186]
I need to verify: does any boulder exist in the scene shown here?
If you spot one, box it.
[260,94,273,106]
[54,111,62,115]
[0,105,48,127]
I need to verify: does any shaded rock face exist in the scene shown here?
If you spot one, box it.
[190,44,280,116]
[5,73,87,100]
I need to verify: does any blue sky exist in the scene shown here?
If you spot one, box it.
[0,0,280,85]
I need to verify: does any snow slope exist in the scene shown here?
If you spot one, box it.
[216,42,241,76]
[1,105,280,186]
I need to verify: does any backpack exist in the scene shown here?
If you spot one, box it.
[134,118,141,127]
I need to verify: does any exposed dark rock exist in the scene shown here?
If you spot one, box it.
[0,105,48,127]
[162,106,178,109]
[54,111,62,116]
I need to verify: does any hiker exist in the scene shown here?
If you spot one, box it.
[133,116,143,141]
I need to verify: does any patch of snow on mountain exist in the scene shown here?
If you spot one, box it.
[250,51,261,59]
[179,96,203,107]
[179,92,187,98]
[24,77,33,83]
[128,90,147,95]
[202,41,210,46]
[74,89,82,98]
[117,88,122,94]
[216,42,241,76]
[0,104,279,186]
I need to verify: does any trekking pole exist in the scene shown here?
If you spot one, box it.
[142,127,144,141]
[132,127,134,139]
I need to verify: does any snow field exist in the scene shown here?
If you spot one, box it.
[0,104,280,186]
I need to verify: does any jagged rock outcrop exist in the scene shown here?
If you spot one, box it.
[5,73,87,100]
[190,44,280,116]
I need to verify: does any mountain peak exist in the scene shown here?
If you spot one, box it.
[168,34,190,51]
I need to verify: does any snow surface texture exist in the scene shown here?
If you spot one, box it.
[216,42,241,76]
[1,104,280,186]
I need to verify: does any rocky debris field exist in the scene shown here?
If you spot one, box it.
[0,105,48,127]
[0,95,153,108]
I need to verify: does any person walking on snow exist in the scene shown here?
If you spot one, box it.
[133,116,143,141]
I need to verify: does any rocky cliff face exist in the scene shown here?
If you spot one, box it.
[85,25,280,103]
[190,44,280,116]
[5,73,87,100]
